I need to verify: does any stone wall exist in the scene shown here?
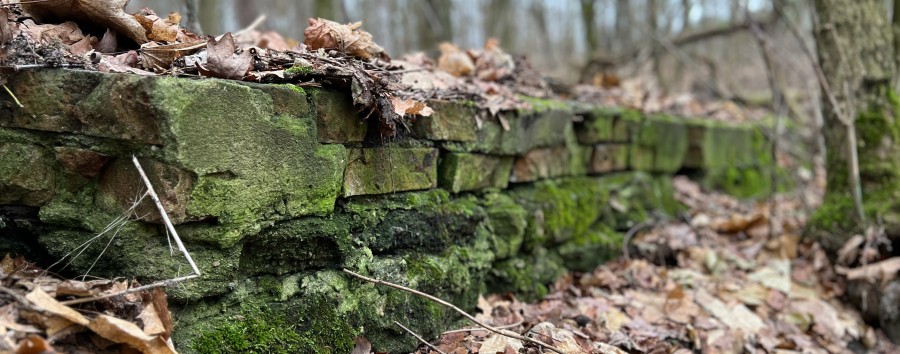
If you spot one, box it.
[0,69,773,353]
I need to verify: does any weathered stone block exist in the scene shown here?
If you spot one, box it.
[0,143,56,206]
[343,147,438,197]
[413,100,478,141]
[589,144,629,173]
[152,79,348,247]
[629,114,688,173]
[509,147,571,183]
[575,107,617,144]
[310,89,367,143]
[1,70,165,144]
[239,82,310,117]
[683,121,762,169]
[54,147,109,178]
[442,109,574,155]
[95,158,194,224]
[438,153,512,192]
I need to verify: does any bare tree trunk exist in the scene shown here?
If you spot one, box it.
[614,0,631,54]
[647,0,660,76]
[581,0,598,55]
[681,0,691,31]
[418,0,453,51]
[810,0,899,251]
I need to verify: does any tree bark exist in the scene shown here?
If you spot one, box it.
[614,0,631,54]
[811,0,900,251]
[581,0,598,55]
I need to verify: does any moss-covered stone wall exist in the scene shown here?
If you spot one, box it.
[0,69,773,353]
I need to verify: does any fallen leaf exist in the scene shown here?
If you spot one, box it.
[15,335,57,354]
[390,97,433,117]
[88,315,175,354]
[140,40,206,72]
[21,0,148,44]
[350,336,371,354]
[197,32,251,80]
[437,42,474,77]
[479,333,523,354]
[133,8,180,42]
[303,18,386,60]
[25,288,88,326]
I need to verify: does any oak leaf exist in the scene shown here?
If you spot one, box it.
[390,97,433,117]
[197,32,251,80]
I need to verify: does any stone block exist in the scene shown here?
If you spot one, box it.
[438,153,513,192]
[95,157,195,224]
[629,114,688,173]
[589,144,629,173]
[54,147,110,178]
[442,109,574,155]
[343,147,438,197]
[0,143,56,206]
[509,147,571,183]
[413,100,478,141]
[310,89,367,143]
[683,121,762,169]
[1,70,165,144]
[575,107,617,144]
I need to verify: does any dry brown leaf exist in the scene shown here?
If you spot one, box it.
[837,257,900,281]
[303,18,386,60]
[15,335,58,354]
[21,0,148,44]
[197,32,251,80]
[389,97,434,117]
[24,288,88,326]
[88,315,175,354]
[0,8,14,45]
[350,336,371,354]
[473,38,515,81]
[133,8,180,42]
[56,279,113,297]
[437,42,474,77]
[145,288,173,340]
[140,40,205,72]
[95,28,117,53]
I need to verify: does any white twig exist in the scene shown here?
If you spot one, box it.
[394,321,446,354]
[60,274,199,306]
[343,268,564,354]
[132,156,201,276]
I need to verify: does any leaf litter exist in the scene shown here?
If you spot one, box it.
[412,177,898,354]
[0,2,886,353]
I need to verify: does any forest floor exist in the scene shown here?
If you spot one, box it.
[405,176,900,354]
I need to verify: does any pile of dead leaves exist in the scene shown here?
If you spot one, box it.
[413,177,897,354]
[0,255,174,354]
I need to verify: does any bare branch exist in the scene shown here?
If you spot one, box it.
[342,268,564,354]
[394,321,446,354]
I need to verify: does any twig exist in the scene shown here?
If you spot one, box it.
[233,15,267,38]
[60,274,199,306]
[342,268,564,354]
[132,156,201,276]
[622,220,651,260]
[184,0,202,34]
[394,321,446,354]
[3,84,23,107]
[442,320,523,335]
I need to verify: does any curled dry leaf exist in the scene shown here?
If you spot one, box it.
[197,32,251,80]
[389,97,433,117]
[88,315,175,354]
[21,0,148,44]
[133,8,180,42]
[437,42,474,77]
[303,18,387,60]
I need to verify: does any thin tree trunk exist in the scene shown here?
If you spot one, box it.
[811,0,899,251]
[581,0,598,55]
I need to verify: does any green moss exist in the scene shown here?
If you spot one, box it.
[190,305,307,354]
[512,178,608,249]
[285,65,314,75]
[517,95,574,114]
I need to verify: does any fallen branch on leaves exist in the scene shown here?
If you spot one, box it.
[836,257,900,282]
[394,321,447,354]
[342,268,564,354]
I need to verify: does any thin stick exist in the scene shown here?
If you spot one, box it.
[343,269,563,354]
[442,320,523,335]
[3,84,22,107]
[394,321,446,354]
[132,156,201,276]
[60,274,199,306]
